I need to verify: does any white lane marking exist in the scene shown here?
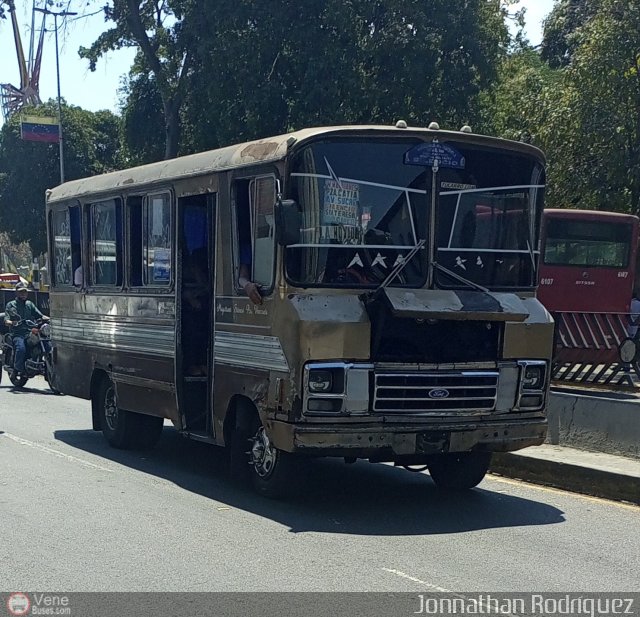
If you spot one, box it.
[382,569,523,617]
[1,432,114,472]
[382,568,451,592]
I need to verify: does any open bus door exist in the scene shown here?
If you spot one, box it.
[177,194,216,435]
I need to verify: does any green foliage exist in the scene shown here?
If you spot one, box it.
[540,0,600,68]
[179,0,511,153]
[477,49,559,145]
[544,0,640,214]
[0,232,32,272]
[120,72,165,165]
[0,103,124,253]
[80,0,195,159]
[480,0,640,216]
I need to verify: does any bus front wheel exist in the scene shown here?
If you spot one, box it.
[427,451,492,490]
[97,378,163,450]
[248,424,298,499]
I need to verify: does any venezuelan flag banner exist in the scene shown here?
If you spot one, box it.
[20,115,60,143]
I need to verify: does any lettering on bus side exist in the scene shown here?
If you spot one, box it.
[540,278,554,285]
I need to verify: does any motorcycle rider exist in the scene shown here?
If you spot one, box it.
[3,282,49,376]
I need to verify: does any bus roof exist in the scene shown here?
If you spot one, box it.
[543,209,638,223]
[47,124,545,204]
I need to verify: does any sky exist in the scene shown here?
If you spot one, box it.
[0,0,555,128]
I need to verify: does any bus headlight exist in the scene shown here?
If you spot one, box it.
[522,365,544,390]
[516,360,547,411]
[308,369,333,393]
[303,363,371,416]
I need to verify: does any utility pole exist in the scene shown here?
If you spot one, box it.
[34,7,77,185]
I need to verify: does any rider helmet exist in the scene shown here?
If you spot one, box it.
[15,282,29,293]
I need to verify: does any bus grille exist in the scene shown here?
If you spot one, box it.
[373,371,499,414]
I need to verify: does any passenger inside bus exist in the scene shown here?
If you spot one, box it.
[236,191,262,305]
[72,245,83,287]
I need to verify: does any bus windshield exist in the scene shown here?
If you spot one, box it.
[287,138,429,287]
[287,137,544,289]
[543,218,632,268]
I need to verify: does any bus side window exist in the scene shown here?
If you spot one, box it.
[234,175,276,290]
[250,176,276,287]
[129,193,172,287]
[51,209,72,286]
[90,198,123,287]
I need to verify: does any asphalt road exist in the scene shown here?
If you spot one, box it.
[1,377,638,593]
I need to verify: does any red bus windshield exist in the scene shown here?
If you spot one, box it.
[543,219,631,268]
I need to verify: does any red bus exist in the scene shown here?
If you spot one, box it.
[538,209,640,373]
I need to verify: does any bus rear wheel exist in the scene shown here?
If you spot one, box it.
[97,378,163,450]
[427,451,492,490]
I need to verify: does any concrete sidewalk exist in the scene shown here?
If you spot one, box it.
[490,445,640,505]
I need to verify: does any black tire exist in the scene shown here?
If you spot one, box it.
[228,420,254,485]
[96,378,163,450]
[44,356,61,395]
[427,452,492,490]
[9,370,28,388]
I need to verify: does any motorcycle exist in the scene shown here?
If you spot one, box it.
[1,317,60,393]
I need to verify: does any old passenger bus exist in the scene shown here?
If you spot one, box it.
[45,123,553,496]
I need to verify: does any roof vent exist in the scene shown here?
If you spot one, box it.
[428,122,440,130]
[395,120,408,129]
[460,125,472,133]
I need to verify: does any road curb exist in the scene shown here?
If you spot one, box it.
[490,452,640,505]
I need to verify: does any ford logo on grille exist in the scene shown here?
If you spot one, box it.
[428,388,450,399]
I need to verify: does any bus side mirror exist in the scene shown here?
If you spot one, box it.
[275,199,301,246]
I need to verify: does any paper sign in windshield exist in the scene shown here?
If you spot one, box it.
[153,248,171,281]
[405,142,466,169]
[323,180,360,226]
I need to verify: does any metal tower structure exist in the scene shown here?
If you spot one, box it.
[1,0,47,121]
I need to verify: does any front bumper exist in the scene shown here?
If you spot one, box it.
[266,417,548,460]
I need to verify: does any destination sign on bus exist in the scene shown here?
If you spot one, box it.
[404,142,466,169]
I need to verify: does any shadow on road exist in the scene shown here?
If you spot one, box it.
[54,426,565,536]
[0,383,58,395]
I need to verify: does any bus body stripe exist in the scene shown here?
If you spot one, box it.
[214,331,289,372]
[52,318,289,371]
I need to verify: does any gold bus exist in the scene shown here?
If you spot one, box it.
[45,123,553,497]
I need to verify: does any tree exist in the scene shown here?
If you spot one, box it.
[80,0,194,160]
[542,0,640,214]
[179,0,512,152]
[0,103,124,253]
[540,0,600,68]
[477,48,560,144]
[119,72,165,165]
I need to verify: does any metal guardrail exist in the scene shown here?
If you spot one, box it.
[551,311,638,388]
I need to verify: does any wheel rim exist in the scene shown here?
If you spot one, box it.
[104,384,119,431]
[250,427,278,478]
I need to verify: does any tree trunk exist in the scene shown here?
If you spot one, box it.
[164,100,180,160]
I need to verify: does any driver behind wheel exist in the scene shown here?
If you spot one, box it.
[3,282,49,375]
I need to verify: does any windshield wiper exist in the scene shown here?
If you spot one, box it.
[432,262,489,293]
[373,239,426,293]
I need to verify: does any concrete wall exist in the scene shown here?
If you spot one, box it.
[547,391,640,459]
